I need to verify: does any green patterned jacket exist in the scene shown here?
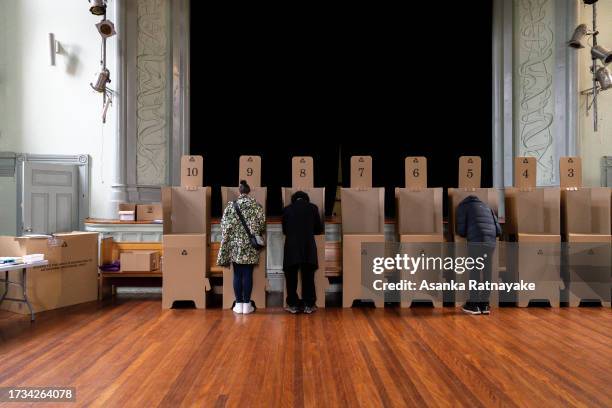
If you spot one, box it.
[217,194,266,266]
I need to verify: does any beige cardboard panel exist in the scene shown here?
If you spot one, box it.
[515,234,562,307]
[505,188,560,235]
[162,187,211,235]
[221,187,267,213]
[567,233,611,243]
[2,233,98,314]
[566,240,610,306]
[239,155,262,187]
[281,187,325,221]
[222,251,266,309]
[340,188,384,234]
[514,157,536,189]
[561,188,611,236]
[405,157,427,189]
[458,156,481,188]
[136,204,163,221]
[399,237,445,308]
[180,155,204,187]
[120,251,160,272]
[560,156,582,188]
[292,156,314,189]
[396,188,443,235]
[342,234,385,308]
[448,188,498,238]
[118,203,136,213]
[162,234,207,309]
[350,156,373,188]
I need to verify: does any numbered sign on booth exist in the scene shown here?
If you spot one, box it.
[350,156,373,188]
[292,156,314,188]
[514,157,536,189]
[180,155,203,187]
[239,155,262,187]
[458,156,481,189]
[405,156,427,189]
[560,157,582,188]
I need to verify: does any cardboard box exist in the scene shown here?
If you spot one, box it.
[0,232,99,314]
[342,234,385,308]
[396,188,443,235]
[561,188,611,236]
[515,233,562,307]
[399,234,444,307]
[162,234,209,309]
[505,188,560,235]
[161,187,211,235]
[448,188,499,239]
[118,203,136,212]
[340,188,385,234]
[120,250,160,272]
[136,204,163,222]
[565,233,611,307]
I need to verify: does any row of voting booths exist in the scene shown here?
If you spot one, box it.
[160,153,611,310]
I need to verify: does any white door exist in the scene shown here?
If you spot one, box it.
[22,163,79,234]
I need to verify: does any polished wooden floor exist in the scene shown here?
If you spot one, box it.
[0,298,610,408]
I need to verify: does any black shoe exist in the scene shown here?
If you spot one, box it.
[462,303,481,315]
[480,304,490,315]
[303,305,316,314]
[285,305,300,314]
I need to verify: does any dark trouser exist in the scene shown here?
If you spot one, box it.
[233,263,254,303]
[284,263,316,307]
[468,244,495,305]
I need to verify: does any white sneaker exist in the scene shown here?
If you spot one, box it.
[233,302,243,314]
[242,302,255,314]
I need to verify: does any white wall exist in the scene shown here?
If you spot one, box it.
[0,0,118,235]
[578,3,612,186]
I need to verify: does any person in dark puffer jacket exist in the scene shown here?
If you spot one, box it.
[456,195,501,315]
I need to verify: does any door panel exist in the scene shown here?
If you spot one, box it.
[23,163,78,234]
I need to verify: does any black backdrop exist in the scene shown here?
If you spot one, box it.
[190,3,493,217]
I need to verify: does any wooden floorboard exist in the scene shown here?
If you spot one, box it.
[0,299,610,408]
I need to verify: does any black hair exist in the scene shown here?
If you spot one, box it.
[291,191,310,204]
[239,180,251,194]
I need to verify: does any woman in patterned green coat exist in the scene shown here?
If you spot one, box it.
[217,180,266,314]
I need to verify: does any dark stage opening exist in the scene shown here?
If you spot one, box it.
[190,3,493,217]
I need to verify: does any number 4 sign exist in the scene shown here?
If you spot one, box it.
[181,155,203,188]
[514,157,536,189]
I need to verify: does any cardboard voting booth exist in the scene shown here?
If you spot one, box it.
[220,155,267,309]
[448,156,500,306]
[161,156,211,309]
[0,232,99,314]
[282,158,327,308]
[162,234,210,309]
[560,157,611,306]
[504,163,562,306]
[341,156,386,308]
[396,157,444,307]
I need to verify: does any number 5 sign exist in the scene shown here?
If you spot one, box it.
[181,155,203,188]
[458,156,481,189]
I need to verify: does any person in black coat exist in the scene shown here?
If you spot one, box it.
[282,191,324,313]
[456,195,501,315]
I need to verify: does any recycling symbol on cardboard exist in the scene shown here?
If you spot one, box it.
[568,158,574,163]
[467,158,473,164]
[189,156,195,162]
[181,250,188,256]
[522,158,529,163]
[537,249,543,255]
[247,157,253,162]
[61,242,68,248]
[359,157,365,162]
[413,158,419,163]
[300,158,306,163]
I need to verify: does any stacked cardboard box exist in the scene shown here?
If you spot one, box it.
[160,155,211,309]
[341,156,386,308]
